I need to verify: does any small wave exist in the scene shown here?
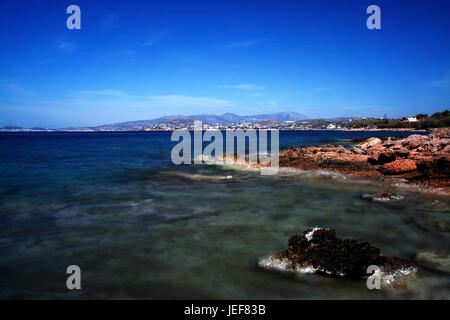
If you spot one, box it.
[259,255,417,288]
[161,170,233,181]
[258,256,318,274]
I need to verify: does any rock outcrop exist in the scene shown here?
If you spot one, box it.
[279,128,450,193]
[259,228,417,288]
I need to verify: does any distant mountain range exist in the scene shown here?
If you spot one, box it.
[89,112,309,131]
[1,112,309,131]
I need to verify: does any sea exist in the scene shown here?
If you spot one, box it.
[0,130,449,299]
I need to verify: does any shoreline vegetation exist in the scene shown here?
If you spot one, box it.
[348,110,450,130]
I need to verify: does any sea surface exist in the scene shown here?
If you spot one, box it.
[0,131,449,299]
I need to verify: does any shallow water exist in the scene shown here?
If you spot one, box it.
[0,131,449,299]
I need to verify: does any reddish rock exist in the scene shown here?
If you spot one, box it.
[429,128,450,139]
[395,148,410,157]
[380,159,417,175]
[366,144,386,156]
[383,139,396,147]
[409,140,421,149]
[392,143,403,150]
[278,128,449,193]
[368,149,396,165]
[405,134,427,149]
[359,137,382,149]
[351,147,364,154]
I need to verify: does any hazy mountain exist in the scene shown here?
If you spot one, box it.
[1,112,310,131]
[1,126,24,130]
[81,112,309,130]
[89,115,186,131]
[189,112,308,124]
[242,112,309,122]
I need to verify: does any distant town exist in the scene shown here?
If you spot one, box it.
[0,117,365,132]
[139,117,356,131]
[1,110,448,132]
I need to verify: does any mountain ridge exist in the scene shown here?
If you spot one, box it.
[89,112,309,131]
[0,112,321,131]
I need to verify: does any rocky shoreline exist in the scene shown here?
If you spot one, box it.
[279,128,450,194]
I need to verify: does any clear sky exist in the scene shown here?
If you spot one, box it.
[1,0,449,128]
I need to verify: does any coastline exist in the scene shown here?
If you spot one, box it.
[278,128,450,195]
[0,128,431,133]
[214,128,449,195]
[0,126,448,299]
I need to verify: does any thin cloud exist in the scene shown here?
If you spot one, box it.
[217,84,266,90]
[55,40,76,53]
[75,90,130,98]
[0,80,37,99]
[430,74,450,89]
[314,86,335,92]
[219,40,260,50]
[2,90,239,127]
[180,66,205,73]
[72,90,236,109]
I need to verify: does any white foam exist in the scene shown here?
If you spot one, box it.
[305,227,323,241]
[258,256,318,274]
[376,266,417,287]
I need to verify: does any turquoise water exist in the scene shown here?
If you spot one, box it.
[0,131,448,299]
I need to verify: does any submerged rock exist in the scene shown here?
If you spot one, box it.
[360,192,404,201]
[259,228,416,288]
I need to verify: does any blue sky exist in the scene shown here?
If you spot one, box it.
[0,0,449,128]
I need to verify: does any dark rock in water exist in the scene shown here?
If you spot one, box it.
[260,228,416,287]
[360,192,404,201]
[282,229,381,277]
